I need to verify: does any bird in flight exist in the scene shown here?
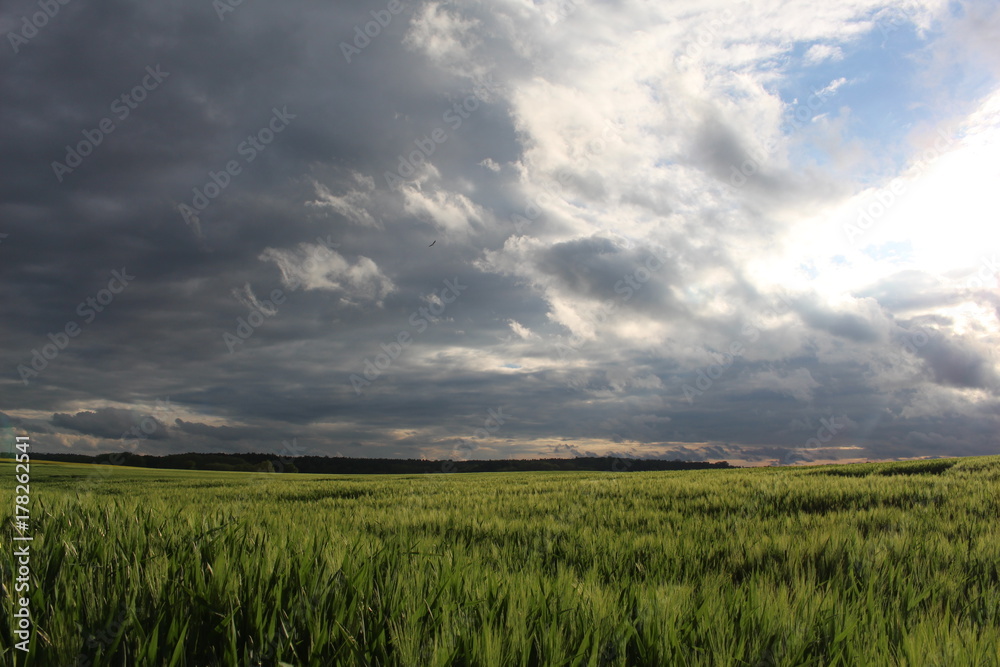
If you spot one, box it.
[428,240,436,247]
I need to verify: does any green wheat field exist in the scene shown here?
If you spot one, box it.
[2,457,999,666]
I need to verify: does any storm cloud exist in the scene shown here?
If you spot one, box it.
[2,0,998,466]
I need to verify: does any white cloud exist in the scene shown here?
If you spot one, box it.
[507,319,535,339]
[818,76,849,98]
[478,158,501,172]
[232,283,278,316]
[804,43,845,65]
[259,242,395,307]
[403,2,487,79]
[400,181,490,239]
[307,172,380,228]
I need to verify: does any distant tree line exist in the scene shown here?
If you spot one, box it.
[19,451,735,474]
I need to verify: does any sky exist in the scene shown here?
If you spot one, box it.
[1,0,998,467]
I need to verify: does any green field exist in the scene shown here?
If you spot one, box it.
[2,457,999,666]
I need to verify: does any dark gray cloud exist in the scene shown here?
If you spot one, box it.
[51,408,168,440]
[793,297,886,343]
[908,333,999,390]
[173,419,259,442]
